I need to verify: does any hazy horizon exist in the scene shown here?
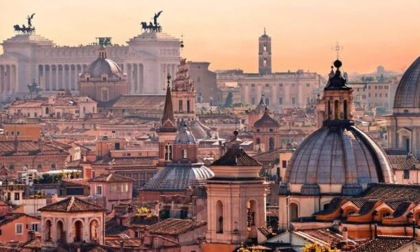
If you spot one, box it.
[1,0,420,75]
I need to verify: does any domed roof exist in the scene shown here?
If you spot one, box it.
[394,57,420,109]
[254,108,280,128]
[175,125,196,144]
[285,123,394,194]
[82,48,123,80]
[143,163,214,191]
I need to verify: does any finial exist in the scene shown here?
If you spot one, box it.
[264,27,266,35]
[334,59,342,69]
[180,34,184,50]
[334,42,343,60]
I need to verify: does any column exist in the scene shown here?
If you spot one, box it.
[139,64,144,94]
[298,83,303,107]
[11,65,17,94]
[137,64,141,94]
[5,65,11,94]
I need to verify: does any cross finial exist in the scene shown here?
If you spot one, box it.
[334,42,343,59]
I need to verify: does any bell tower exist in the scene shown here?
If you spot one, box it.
[204,132,267,251]
[258,28,272,75]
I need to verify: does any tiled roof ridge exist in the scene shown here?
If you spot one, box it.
[67,196,75,211]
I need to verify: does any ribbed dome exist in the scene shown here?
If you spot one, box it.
[394,57,420,109]
[82,48,123,80]
[143,163,214,191]
[285,124,394,193]
[86,58,123,79]
[254,108,280,128]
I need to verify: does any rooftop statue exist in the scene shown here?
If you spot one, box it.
[14,13,36,34]
[141,11,163,33]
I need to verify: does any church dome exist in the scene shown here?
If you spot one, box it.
[394,57,420,109]
[143,163,214,191]
[254,108,280,128]
[82,48,123,80]
[284,122,394,195]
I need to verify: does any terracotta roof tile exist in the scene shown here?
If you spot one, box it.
[89,173,134,183]
[148,218,206,235]
[38,196,104,212]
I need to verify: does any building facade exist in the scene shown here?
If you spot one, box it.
[217,31,322,111]
[0,22,181,100]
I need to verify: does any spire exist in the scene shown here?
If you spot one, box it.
[172,58,194,92]
[264,27,266,35]
[160,74,177,132]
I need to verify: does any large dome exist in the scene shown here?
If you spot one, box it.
[394,57,420,109]
[284,123,394,195]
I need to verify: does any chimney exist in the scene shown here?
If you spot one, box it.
[342,227,348,241]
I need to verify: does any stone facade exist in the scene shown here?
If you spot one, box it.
[0,29,181,100]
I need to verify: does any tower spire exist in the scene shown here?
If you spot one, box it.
[160,74,177,132]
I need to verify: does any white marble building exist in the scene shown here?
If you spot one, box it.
[0,30,181,100]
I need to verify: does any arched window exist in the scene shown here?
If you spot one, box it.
[57,220,64,242]
[327,100,331,119]
[164,144,173,161]
[334,100,339,119]
[269,137,275,151]
[182,149,187,159]
[90,220,99,242]
[247,200,256,227]
[74,220,83,242]
[256,138,261,145]
[45,220,52,241]
[343,100,348,119]
[216,200,223,233]
[265,98,270,105]
[290,203,298,221]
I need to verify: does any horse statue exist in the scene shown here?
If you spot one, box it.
[14,24,35,34]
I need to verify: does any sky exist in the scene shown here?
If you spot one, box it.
[1,0,420,74]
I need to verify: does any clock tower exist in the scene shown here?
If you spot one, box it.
[258,28,272,75]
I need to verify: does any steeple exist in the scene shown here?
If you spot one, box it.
[160,74,177,132]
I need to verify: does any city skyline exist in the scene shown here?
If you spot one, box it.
[1,0,420,74]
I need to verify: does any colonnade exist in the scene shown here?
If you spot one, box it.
[38,64,88,91]
[0,64,17,95]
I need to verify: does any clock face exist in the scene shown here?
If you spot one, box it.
[262,51,269,57]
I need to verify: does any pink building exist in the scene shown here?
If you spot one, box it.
[88,173,134,211]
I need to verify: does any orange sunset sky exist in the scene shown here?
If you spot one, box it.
[1,0,420,74]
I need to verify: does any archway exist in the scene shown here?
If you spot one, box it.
[56,220,64,242]
[74,220,83,242]
[45,220,52,241]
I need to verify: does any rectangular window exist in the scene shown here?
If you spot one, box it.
[179,100,183,112]
[279,97,283,105]
[292,97,296,105]
[96,186,102,195]
[282,160,287,168]
[14,192,20,200]
[306,83,310,87]
[404,170,410,179]
[31,223,39,232]
[16,224,23,234]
